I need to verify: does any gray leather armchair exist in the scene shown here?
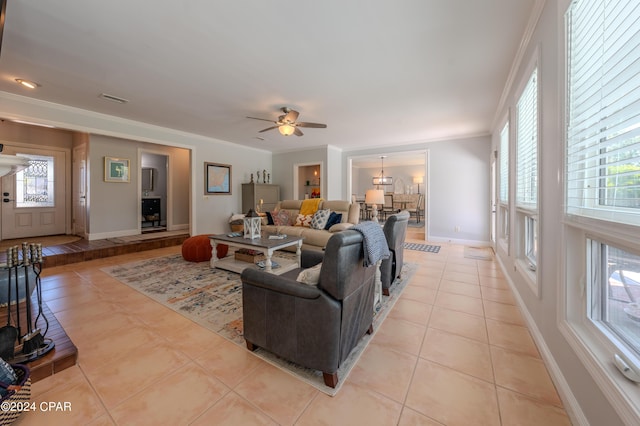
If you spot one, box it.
[241,230,376,388]
[380,210,409,295]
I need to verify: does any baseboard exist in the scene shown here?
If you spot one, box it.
[87,229,140,241]
[427,236,492,246]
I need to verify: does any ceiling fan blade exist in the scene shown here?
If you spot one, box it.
[294,127,304,136]
[283,109,299,123]
[258,126,279,133]
[247,116,276,123]
[296,122,327,128]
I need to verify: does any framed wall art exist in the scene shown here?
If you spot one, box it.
[205,162,231,195]
[104,157,130,182]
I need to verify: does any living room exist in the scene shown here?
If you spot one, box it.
[0,0,638,424]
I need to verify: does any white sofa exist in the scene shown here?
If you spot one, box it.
[262,199,360,251]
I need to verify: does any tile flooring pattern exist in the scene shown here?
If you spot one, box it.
[13,241,572,425]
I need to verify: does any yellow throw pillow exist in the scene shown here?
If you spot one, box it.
[296,262,322,285]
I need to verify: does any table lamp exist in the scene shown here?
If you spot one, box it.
[413,176,423,194]
[365,189,385,223]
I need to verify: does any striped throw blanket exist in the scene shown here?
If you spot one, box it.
[352,222,390,267]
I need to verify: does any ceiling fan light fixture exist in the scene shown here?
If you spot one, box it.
[278,124,295,136]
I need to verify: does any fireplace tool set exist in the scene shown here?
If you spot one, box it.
[0,243,54,363]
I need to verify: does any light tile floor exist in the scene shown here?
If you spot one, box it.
[13,240,572,425]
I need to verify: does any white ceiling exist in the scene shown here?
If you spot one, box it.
[0,1,536,156]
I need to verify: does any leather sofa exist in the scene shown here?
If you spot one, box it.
[262,199,360,252]
[380,210,409,295]
[241,230,376,388]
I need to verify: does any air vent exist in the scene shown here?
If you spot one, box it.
[99,93,129,104]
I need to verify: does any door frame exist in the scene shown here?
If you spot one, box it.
[0,140,71,240]
[138,147,171,232]
[72,144,87,238]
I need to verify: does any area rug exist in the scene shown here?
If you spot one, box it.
[101,252,415,396]
[404,242,440,253]
[464,246,494,260]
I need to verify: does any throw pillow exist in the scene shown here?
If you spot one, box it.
[273,210,291,226]
[311,209,331,230]
[265,211,275,225]
[296,262,322,285]
[324,212,343,230]
[295,214,313,227]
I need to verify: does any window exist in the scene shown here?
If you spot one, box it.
[516,67,539,277]
[15,154,55,208]
[564,0,640,418]
[499,123,509,203]
[516,68,538,209]
[566,0,640,226]
[588,241,640,355]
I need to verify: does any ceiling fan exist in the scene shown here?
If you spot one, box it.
[247,107,327,136]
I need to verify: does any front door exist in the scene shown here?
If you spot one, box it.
[1,147,67,240]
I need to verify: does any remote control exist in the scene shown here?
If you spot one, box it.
[227,232,242,237]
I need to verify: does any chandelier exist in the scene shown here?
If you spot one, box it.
[372,155,393,186]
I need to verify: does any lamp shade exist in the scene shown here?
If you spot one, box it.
[365,189,385,205]
[278,124,295,136]
[413,176,423,184]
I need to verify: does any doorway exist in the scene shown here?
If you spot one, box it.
[348,150,428,240]
[293,162,322,200]
[1,146,68,240]
[140,152,169,233]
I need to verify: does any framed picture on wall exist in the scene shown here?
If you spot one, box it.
[205,162,232,195]
[104,157,130,182]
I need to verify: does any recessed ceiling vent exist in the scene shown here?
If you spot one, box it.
[99,93,129,104]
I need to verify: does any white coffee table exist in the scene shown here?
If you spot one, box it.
[209,233,303,275]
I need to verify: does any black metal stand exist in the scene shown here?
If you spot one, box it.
[4,243,54,363]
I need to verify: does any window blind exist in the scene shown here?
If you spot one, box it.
[500,122,509,202]
[516,68,538,208]
[566,0,640,226]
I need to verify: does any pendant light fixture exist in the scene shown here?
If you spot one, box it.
[372,155,393,186]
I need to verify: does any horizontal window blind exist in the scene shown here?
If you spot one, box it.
[516,68,538,208]
[566,0,640,226]
[500,123,509,202]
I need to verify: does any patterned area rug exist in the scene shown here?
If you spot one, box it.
[101,253,415,396]
[404,242,441,253]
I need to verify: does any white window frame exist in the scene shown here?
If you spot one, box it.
[498,120,510,253]
[560,0,640,422]
[514,54,540,296]
[15,154,55,208]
